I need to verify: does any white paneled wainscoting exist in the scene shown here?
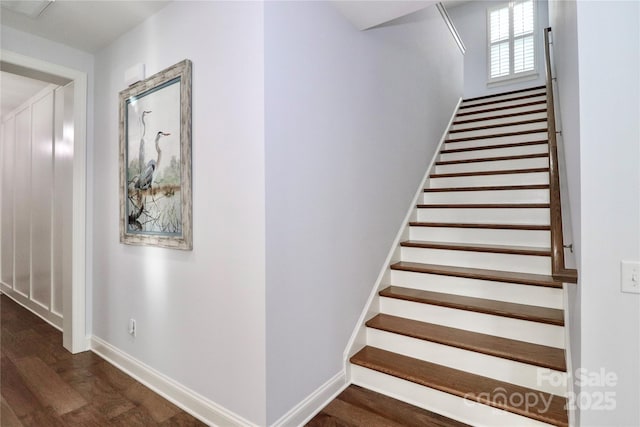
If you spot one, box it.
[0,81,74,328]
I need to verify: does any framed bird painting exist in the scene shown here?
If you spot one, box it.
[119,59,192,250]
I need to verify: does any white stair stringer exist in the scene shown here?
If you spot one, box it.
[345,87,569,426]
[351,365,555,427]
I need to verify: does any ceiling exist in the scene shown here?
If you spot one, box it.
[1,71,50,118]
[1,0,171,53]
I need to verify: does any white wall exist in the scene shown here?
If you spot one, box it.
[550,1,640,425]
[92,2,266,425]
[546,2,582,425]
[447,0,549,98]
[575,1,640,425]
[264,2,463,423]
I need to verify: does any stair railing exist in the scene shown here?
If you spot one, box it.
[544,27,578,283]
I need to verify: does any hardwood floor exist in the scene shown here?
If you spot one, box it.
[0,295,207,426]
[306,385,469,427]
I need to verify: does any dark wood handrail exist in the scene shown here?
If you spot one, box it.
[544,27,578,283]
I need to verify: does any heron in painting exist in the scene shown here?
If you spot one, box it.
[136,131,170,190]
[138,110,152,173]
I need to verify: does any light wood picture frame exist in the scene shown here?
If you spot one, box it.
[119,59,192,250]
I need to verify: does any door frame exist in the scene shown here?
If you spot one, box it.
[1,49,88,353]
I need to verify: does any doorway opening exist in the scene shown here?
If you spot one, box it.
[0,51,88,353]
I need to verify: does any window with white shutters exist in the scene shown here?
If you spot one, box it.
[488,0,536,81]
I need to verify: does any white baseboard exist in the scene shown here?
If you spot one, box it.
[270,371,347,427]
[90,336,257,427]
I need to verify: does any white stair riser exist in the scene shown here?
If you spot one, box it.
[366,329,567,396]
[390,270,563,309]
[451,111,548,131]
[417,207,550,225]
[461,90,546,108]
[449,122,548,140]
[445,132,548,150]
[440,143,548,162]
[457,103,547,121]
[380,297,565,348]
[409,225,550,247]
[435,157,549,175]
[350,365,556,427]
[423,189,549,204]
[429,172,549,188]
[400,247,551,275]
[459,95,547,113]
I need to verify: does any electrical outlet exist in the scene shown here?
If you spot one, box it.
[621,261,640,294]
[128,318,136,336]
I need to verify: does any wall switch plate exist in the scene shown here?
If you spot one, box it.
[621,261,640,294]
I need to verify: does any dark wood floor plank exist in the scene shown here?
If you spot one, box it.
[367,314,566,371]
[17,406,67,427]
[1,395,24,427]
[0,357,42,417]
[338,385,469,427]
[60,403,112,427]
[160,411,209,426]
[306,411,356,427]
[322,398,408,427]
[1,295,204,426]
[350,347,568,427]
[380,286,564,325]
[13,356,88,415]
[307,385,468,427]
[124,382,181,423]
[58,365,135,419]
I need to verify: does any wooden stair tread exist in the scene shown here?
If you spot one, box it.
[400,240,551,256]
[308,384,470,427]
[453,108,547,125]
[367,314,566,371]
[409,221,550,230]
[435,153,548,166]
[350,346,568,426]
[445,128,548,143]
[390,261,562,288]
[462,85,546,103]
[441,139,548,154]
[459,92,546,109]
[430,167,549,179]
[417,203,549,209]
[379,286,564,325]
[448,118,547,133]
[424,184,549,192]
[455,100,546,117]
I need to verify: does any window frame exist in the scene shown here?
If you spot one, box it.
[486,0,538,86]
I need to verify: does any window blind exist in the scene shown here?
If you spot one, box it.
[489,0,535,79]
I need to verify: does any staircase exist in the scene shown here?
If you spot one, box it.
[349,86,570,427]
